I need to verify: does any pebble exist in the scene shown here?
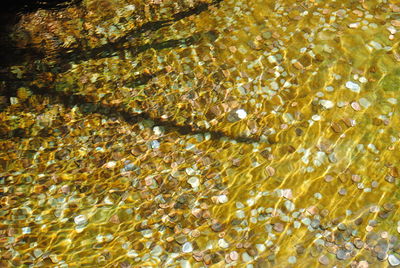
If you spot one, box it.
[388,254,400,266]
[392,20,400,27]
[150,140,160,149]
[262,31,272,39]
[104,161,117,168]
[338,188,347,196]
[256,244,266,252]
[358,260,369,268]
[236,202,245,209]
[230,251,239,261]
[33,249,43,258]
[288,256,297,264]
[352,174,361,182]
[22,227,31,234]
[346,81,361,92]
[312,115,321,121]
[182,242,193,253]
[151,245,163,256]
[284,200,295,211]
[236,210,246,219]
[185,168,196,176]
[331,122,342,133]
[342,118,356,127]
[324,175,334,182]
[377,252,388,261]
[74,215,87,225]
[338,223,347,231]
[187,177,200,188]
[273,222,284,232]
[359,98,371,108]
[153,126,164,135]
[351,101,361,111]
[236,109,247,119]
[218,195,228,203]
[281,189,293,199]
[190,230,200,238]
[218,239,229,248]
[227,109,248,122]
[293,61,304,69]
[319,255,329,265]
[266,166,275,176]
[336,249,349,260]
[320,100,334,109]
[354,239,364,249]
[176,235,187,245]
[370,41,383,50]
[242,252,252,262]
[127,250,138,258]
[211,222,224,232]
[180,260,191,268]
[301,218,311,226]
[349,22,360,28]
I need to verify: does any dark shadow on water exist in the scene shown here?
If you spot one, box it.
[24,83,260,144]
[1,66,260,144]
[0,0,260,144]
[55,0,223,65]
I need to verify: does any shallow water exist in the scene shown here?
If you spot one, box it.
[1,0,400,267]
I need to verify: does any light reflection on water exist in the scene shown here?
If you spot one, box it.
[1,0,400,267]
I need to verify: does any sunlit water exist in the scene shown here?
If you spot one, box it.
[1,0,400,267]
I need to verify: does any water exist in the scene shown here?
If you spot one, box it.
[1,0,400,267]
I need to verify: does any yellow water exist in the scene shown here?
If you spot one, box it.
[1,0,400,267]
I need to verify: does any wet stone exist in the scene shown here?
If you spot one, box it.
[336,249,350,260]
[358,260,369,268]
[354,218,363,225]
[211,222,224,232]
[386,175,395,183]
[377,252,388,261]
[318,255,329,265]
[388,254,400,266]
[288,256,297,264]
[230,251,239,261]
[192,252,203,262]
[350,101,362,111]
[247,247,258,257]
[296,245,305,255]
[242,252,252,262]
[182,242,193,253]
[74,215,87,226]
[346,81,361,93]
[338,188,347,196]
[331,122,343,133]
[218,239,229,249]
[377,239,389,252]
[338,223,347,231]
[324,175,334,182]
[176,235,187,245]
[33,249,43,258]
[379,211,389,219]
[273,222,284,232]
[383,203,394,211]
[353,239,364,249]
[311,219,320,229]
[344,242,354,251]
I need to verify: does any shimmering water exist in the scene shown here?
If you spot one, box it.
[1,0,400,267]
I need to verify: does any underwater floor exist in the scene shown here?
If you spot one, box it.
[1,0,400,267]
